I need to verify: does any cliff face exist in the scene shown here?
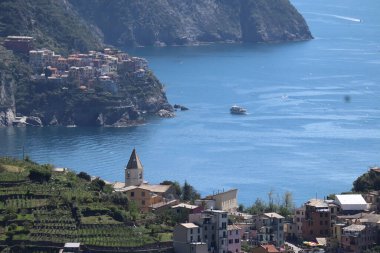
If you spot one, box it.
[70,0,312,47]
[0,46,18,126]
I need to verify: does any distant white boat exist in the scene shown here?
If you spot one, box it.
[230,105,247,115]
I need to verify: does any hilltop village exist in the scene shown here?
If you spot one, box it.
[5,36,148,88]
[1,36,173,127]
[1,150,379,253]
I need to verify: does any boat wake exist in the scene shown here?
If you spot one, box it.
[305,12,361,23]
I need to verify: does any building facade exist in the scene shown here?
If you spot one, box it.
[227,225,241,253]
[173,223,208,253]
[190,210,229,253]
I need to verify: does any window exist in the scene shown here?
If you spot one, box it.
[127,171,130,178]
[236,230,238,235]
[325,213,328,218]
[142,200,145,205]
[296,218,300,222]
[139,172,142,179]
[141,191,145,197]
[229,239,233,244]
[198,228,200,233]
[230,231,232,235]
[190,236,193,242]
[325,220,328,225]
[130,191,135,197]
[235,239,239,243]
[190,229,193,234]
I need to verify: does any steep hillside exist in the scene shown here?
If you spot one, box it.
[70,0,313,47]
[0,0,103,54]
[0,45,30,126]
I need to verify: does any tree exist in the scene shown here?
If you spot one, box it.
[90,178,106,191]
[182,181,200,202]
[28,168,51,183]
[44,67,52,78]
[77,171,91,181]
[248,198,267,215]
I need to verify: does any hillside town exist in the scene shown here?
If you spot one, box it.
[81,148,379,253]
[4,35,149,93]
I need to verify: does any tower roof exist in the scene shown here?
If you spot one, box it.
[126,148,143,170]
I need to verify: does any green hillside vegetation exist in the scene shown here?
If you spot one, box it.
[352,168,380,192]
[0,158,173,252]
[0,0,102,54]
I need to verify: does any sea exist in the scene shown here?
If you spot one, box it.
[1,0,380,206]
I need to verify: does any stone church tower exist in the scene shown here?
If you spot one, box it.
[125,148,144,187]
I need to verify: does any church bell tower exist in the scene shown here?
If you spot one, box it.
[125,148,144,187]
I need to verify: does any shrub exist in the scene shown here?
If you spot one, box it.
[77,171,91,181]
[28,168,51,183]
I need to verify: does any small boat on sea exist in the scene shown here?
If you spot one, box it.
[230,105,247,115]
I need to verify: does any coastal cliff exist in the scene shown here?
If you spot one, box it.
[70,0,313,47]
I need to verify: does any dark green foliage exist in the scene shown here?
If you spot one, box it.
[77,171,91,181]
[109,192,129,206]
[89,178,106,191]
[246,191,295,218]
[352,169,380,192]
[28,168,51,183]
[0,0,102,54]
[43,67,52,78]
[182,180,200,202]
[364,246,380,253]
[109,207,127,222]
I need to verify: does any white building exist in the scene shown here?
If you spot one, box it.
[335,194,368,212]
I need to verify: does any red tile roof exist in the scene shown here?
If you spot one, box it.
[261,244,280,253]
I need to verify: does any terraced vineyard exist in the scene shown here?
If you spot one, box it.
[0,157,173,252]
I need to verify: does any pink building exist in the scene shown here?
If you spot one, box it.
[228,225,242,253]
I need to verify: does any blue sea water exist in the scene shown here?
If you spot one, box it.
[1,0,380,206]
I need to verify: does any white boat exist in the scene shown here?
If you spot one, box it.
[230,105,247,115]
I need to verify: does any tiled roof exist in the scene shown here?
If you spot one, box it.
[180,223,199,229]
[343,224,366,232]
[264,212,284,219]
[227,225,241,230]
[139,184,171,193]
[261,244,279,253]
